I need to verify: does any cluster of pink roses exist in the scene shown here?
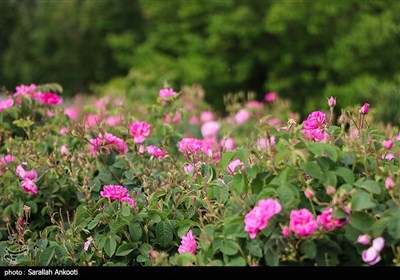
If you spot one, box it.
[88,132,128,156]
[281,207,349,237]
[100,185,135,208]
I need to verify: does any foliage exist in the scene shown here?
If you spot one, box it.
[2,0,400,124]
[0,82,399,266]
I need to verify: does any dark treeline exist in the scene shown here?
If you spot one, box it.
[1,0,400,123]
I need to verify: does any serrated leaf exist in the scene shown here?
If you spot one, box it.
[228,256,246,266]
[231,173,248,194]
[110,220,127,235]
[356,180,381,195]
[349,213,374,232]
[156,221,173,248]
[277,186,294,208]
[388,215,400,239]
[104,236,117,257]
[220,240,238,256]
[116,243,136,256]
[129,223,142,242]
[213,184,229,204]
[301,162,323,179]
[335,167,355,184]
[351,189,376,211]
[300,240,316,259]
[39,246,55,266]
[265,248,279,266]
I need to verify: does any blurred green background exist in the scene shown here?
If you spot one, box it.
[1,0,400,124]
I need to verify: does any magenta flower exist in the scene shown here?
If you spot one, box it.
[289,209,318,237]
[85,114,101,128]
[64,107,79,121]
[146,145,165,159]
[200,111,214,123]
[159,88,177,99]
[14,83,37,96]
[235,109,251,125]
[328,96,336,107]
[16,164,38,180]
[302,111,326,130]
[246,100,264,109]
[264,92,277,103]
[39,92,63,105]
[21,179,38,195]
[385,176,394,190]
[0,154,15,166]
[244,199,282,239]
[304,188,314,199]
[382,140,393,150]
[282,226,291,237]
[60,145,69,155]
[178,138,203,155]
[100,185,135,208]
[317,208,348,231]
[130,121,151,143]
[226,159,244,175]
[0,98,14,111]
[362,237,384,265]
[105,115,122,127]
[120,196,136,208]
[359,102,370,115]
[100,185,129,200]
[357,234,371,245]
[178,230,197,254]
[88,132,128,156]
[84,236,93,251]
[220,137,235,151]
[201,121,220,139]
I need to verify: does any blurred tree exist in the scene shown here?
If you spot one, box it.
[1,0,143,96]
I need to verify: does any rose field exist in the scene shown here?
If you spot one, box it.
[0,83,399,267]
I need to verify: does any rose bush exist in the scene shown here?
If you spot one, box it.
[0,83,399,266]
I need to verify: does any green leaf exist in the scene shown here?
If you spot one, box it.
[213,183,229,204]
[246,240,263,258]
[156,221,173,248]
[219,151,235,171]
[129,223,142,242]
[39,246,55,266]
[388,215,400,239]
[121,205,131,217]
[228,256,246,266]
[265,248,279,266]
[257,187,277,200]
[237,148,248,164]
[300,240,316,259]
[104,236,117,258]
[277,186,294,208]
[355,179,381,195]
[231,173,248,194]
[110,220,128,235]
[116,243,136,256]
[220,239,238,256]
[309,142,338,162]
[325,171,337,186]
[105,152,116,166]
[335,167,355,184]
[139,243,152,257]
[351,189,376,211]
[349,213,374,232]
[301,162,323,179]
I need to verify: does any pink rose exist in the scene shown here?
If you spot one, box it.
[264,92,277,103]
[21,179,38,195]
[235,109,250,125]
[130,121,151,143]
[201,121,220,139]
[385,176,394,190]
[289,209,318,237]
[359,102,370,115]
[39,92,63,105]
[200,111,214,123]
[64,107,79,121]
[178,230,197,254]
[146,145,165,159]
[382,140,393,150]
[0,98,14,111]
[226,159,244,175]
[159,88,177,98]
[244,199,282,239]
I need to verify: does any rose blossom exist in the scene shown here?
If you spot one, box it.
[130,121,151,143]
[178,230,197,254]
[244,199,282,239]
[226,159,244,175]
[0,98,14,111]
[359,102,370,115]
[39,92,63,105]
[289,209,318,236]
[235,109,251,125]
[159,88,177,99]
[201,121,220,139]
